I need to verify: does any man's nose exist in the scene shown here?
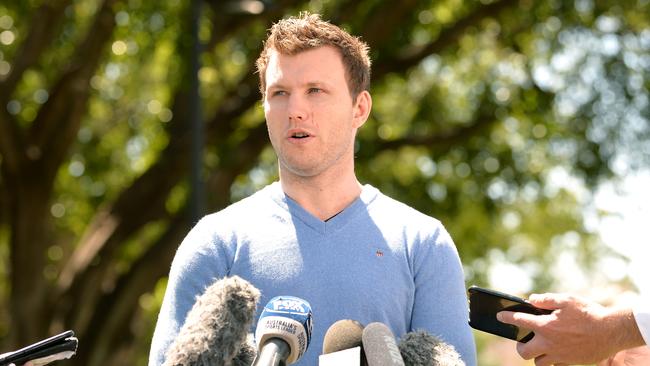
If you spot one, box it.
[287,94,307,121]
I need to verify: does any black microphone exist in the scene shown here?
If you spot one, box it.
[163,276,260,366]
[398,330,464,366]
[252,296,313,366]
[362,322,405,366]
[0,330,78,366]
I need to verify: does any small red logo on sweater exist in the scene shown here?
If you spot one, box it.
[375,250,384,257]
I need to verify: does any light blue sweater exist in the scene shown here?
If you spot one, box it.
[149,182,477,365]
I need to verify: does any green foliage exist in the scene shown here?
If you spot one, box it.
[0,0,649,364]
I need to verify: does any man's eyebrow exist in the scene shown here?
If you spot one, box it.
[267,81,332,90]
[305,81,332,89]
[266,82,288,90]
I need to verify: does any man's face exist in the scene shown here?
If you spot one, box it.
[263,46,370,179]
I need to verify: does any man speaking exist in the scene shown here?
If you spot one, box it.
[149,12,476,366]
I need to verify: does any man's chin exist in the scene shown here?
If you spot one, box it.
[279,161,322,178]
[284,167,320,178]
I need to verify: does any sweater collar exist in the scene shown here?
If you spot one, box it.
[266,182,379,235]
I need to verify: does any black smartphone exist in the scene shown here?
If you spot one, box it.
[0,330,78,366]
[467,286,552,343]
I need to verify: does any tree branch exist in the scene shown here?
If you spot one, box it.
[205,121,270,209]
[55,89,193,303]
[205,71,261,140]
[26,0,118,183]
[0,107,23,176]
[205,0,303,51]
[363,113,496,158]
[72,214,189,366]
[373,0,521,77]
[4,1,119,346]
[55,0,205,313]
[0,0,72,102]
[350,0,420,48]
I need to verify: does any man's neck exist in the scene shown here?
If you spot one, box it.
[279,170,362,222]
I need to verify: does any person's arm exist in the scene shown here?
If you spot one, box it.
[497,293,646,366]
[410,224,477,366]
[148,216,232,366]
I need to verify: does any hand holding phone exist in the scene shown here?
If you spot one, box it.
[467,286,552,343]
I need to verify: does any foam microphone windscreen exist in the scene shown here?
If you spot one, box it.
[398,330,464,366]
[232,333,257,366]
[362,322,405,366]
[163,276,260,366]
[322,319,365,354]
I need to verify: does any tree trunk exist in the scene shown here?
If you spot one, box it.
[7,166,53,347]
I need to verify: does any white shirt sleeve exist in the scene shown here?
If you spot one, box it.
[633,299,650,346]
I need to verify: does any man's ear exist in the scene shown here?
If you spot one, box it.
[352,90,372,128]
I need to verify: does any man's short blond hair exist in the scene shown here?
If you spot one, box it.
[256,12,371,100]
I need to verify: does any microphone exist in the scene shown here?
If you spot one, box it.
[252,296,313,366]
[322,319,364,354]
[398,330,464,366]
[321,319,366,366]
[362,322,405,366]
[232,333,257,366]
[163,276,260,366]
[0,330,77,366]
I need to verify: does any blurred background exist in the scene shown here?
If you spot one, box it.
[0,0,648,365]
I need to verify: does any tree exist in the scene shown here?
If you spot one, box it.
[0,0,648,364]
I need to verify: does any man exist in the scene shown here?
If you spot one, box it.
[149,13,476,365]
[498,293,650,366]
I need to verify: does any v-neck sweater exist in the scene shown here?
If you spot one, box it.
[149,182,477,365]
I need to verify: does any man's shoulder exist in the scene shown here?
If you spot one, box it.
[187,183,283,239]
[364,186,455,252]
[206,182,282,218]
[367,185,442,226]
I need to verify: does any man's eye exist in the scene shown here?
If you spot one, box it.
[308,88,322,94]
[272,90,287,97]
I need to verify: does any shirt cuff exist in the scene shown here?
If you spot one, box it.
[633,301,650,346]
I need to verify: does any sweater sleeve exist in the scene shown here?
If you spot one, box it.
[148,216,234,366]
[634,298,650,346]
[409,222,477,366]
